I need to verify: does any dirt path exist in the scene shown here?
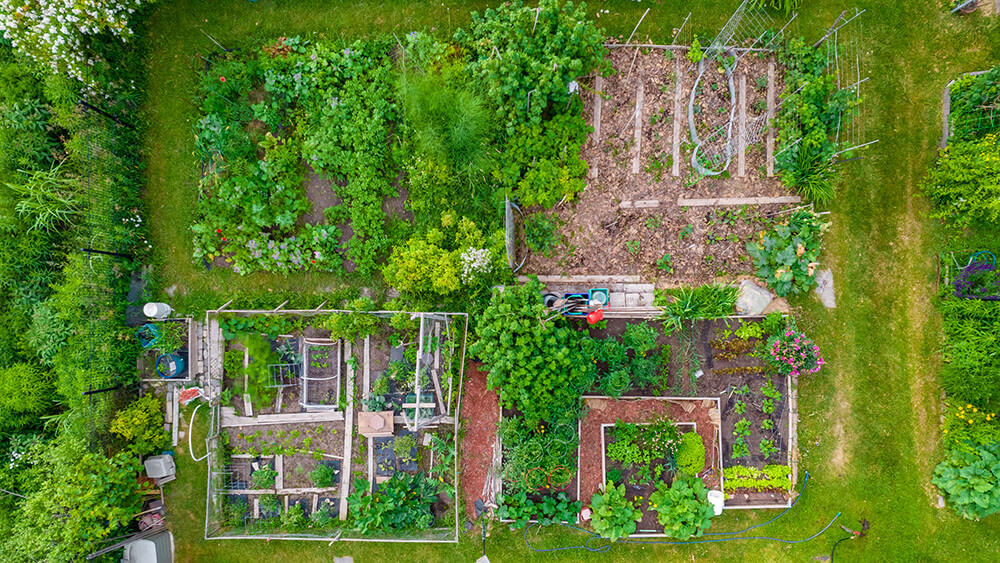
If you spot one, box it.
[459,361,499,521]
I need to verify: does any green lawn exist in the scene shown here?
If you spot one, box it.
[149,1,1000,561]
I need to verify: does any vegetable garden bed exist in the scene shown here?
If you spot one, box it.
[520,46,797,283]
[204,308,468,542]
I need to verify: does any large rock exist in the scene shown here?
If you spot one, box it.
[814,269,836,309]
[735,280,774,315]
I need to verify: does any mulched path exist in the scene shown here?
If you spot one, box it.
[578,397,721,530]
[459,361,499,521]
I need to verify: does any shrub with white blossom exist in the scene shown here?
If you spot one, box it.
[0,0,151,87]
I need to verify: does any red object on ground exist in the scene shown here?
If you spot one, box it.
[178,387,202,406]
[460,361,499,520]
[587,309,604,324]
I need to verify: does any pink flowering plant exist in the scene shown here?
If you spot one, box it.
[767,327,824,377]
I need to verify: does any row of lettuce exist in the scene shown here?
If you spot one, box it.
[923,66,1000,521]
[0,2,167,560]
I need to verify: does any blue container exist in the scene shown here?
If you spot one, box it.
[156,353,187,379]
[136,324,162,349]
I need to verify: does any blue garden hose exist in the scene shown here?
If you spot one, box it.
[524,471,842,552]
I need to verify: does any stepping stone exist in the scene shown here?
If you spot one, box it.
[736,280,773,315]
[814,269,836,308]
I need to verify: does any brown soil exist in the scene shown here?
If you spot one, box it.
[459,361,499,521]
[522,48,793,284]
[301,168,340,226]
[225,421,346,460]
[578,397,721,531]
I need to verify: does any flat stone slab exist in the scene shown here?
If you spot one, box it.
[736,280,774,315]
[814,269,836,308]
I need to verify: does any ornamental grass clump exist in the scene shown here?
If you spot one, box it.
[767,326,823,377]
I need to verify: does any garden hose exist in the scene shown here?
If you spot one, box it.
[188,403,209,462]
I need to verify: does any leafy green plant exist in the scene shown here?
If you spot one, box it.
[472,279,593,426]
[494,108,591,207]
[924,133,1000,229]
[259,494,281,515]
[153,321,186,353]
[762,398,775,414]
[687,37,703,64]
[932,442,1000,520]
[309,464,338,488]
[733,418,751,438]
[607,419,679,484]
[0,363,54,433]
[746,209,827,297]
[657,253,674,274]
[497,491,582,528]
[110,394,168,456]
[590,482,642,542]
[723,464,792,491]
[625,240,641,256]
[3,162,80,233]
[456,0,606,132]
[525,214,564,257]
[280,503,309,531]
[346,472,438,533]
[760,438,778,459]
[676,432,706,476]
[732,438,750,459]
[655,284,739,333]
[252,467,278,489]
[734,400,746,415]
[393,434,417,462]
[647,476,715,539]
[761,419,774,431]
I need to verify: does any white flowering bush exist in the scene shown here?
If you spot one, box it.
[0,0,151,86]
[460,247,493,285]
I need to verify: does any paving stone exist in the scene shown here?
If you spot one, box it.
[735,280,773,315]
[609,293,626,308]
[625,294,640,307]
[636,292,655,306]
[814,269,836,308]
[623,283,655,293]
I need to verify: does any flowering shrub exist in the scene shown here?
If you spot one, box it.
[767,327,824,377]
[0,0,151,88]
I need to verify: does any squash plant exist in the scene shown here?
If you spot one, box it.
[746,209,827,297]
[497,491,581,529]
[648,476,715,539]
[589,482,641,542]
[932,442,1000,520]
[346,472,439,533]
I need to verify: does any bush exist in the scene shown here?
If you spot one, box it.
[923,133,1000,229]
[494,108,590,207]
[455,0,606,132]
[766,325,824,377]
[525,213,563,257]
[280,503,308,532]
[746,209,828,297]
[497,491,581,528]
[590,482,642,542]
[676,432,706,476]
[932,442,1000,520]
[0,363,53,432]
[647,476,715,539]
[109,394,168,456]
[471,279,594,426]
[938,295,1000,410]
[949,66,1000,142]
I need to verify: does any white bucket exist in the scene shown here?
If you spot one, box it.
[707,490,725,516]
[143,302,172,320]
